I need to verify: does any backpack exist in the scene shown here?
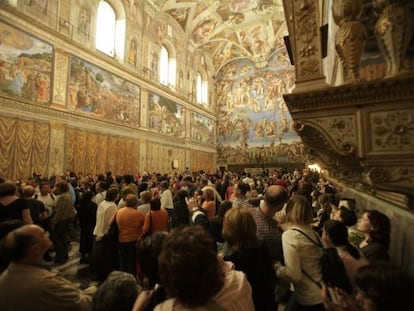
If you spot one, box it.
[291,228,353,294]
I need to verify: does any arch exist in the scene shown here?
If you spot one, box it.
[95,0,126,61]
[159,40,176,88]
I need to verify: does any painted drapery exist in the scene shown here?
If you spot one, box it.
[65,128,138,176]
[0,115,50,180]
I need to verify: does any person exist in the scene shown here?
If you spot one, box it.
[159,181,175,227]
[200,187,216,220]
[140,198,169,239]
[116,194,145,275]
[210,200,232,245]
[222,207,277,311]
[357,210,391,263]
[322,220,368,291]
[22,185,47,225]
[51,181,77,263]
[92,271,139,311]
[0,181,32,224]
[322,263,414,311]
[77,190,97,264]
[136,232,169,310]
[173,189,189,227]
[276,195,324,311]
[138,191,152,216]
[0,225,95,311]
[149,226,255,310]
[249,185,287,262]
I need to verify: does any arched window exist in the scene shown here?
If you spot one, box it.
[196,71,208,106]
[159,44,176,88]
[95,1,125,60]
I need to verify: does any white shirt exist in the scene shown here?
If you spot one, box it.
[36,193,56,216]
[160,189,173,210]
[277,226,323,306]
[93,200,117,241]
[137,203,150,216]
[93,190,106,206]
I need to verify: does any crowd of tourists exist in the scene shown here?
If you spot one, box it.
[0,168,412,311]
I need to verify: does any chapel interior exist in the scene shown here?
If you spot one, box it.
[1,0,414,276]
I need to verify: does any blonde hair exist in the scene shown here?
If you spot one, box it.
[222,207,258,252]
[285,195,313,226]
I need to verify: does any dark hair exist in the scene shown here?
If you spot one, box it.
[137,232,168,287]
[150,198,161,211]
[105,188,119,202]
[339,207,357,227]
[158,226,223,307]
[217,200,232,218]
[122,174,134,184]
[92,271,138,311]
[54,181,69,193]
[80,190,94,205]
[236,182,250,195]
[160,180,169,190]
[324,220,360,259]
[0,182,17,197]
[355,263,414,311]
[366,210,391,249]
[174,189,188,203]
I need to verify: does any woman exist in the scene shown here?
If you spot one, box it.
[276,195,324,311]
[140,198,168,239]
[210,200,232,244]
[77,190,97,263]
[154,226,254,310]
[173,189,189,227]
[0,181,32,224]
[116,194,145,275]
[222,207,277,311]
[322,220,368,290]
[357,210,391,263]
[200,188,216,220]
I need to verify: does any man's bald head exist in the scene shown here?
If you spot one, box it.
[264,185,288,211]
[4,225,50,262]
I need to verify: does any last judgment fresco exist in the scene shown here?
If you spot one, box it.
[216,39,304,165]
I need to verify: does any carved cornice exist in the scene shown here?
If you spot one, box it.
[284,74,414,112]
[284,74,414,209]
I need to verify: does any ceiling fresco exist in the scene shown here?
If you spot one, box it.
[147,0,287,71]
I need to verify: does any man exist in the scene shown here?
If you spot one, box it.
[249,185,288,262]
[35,181,56,219]
[232,182,252,208]
[0,225,95,311]
[22,185,47,225]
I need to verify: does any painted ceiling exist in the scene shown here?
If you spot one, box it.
[147,0,287,71]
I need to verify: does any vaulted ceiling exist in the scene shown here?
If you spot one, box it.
[148,0,287,72]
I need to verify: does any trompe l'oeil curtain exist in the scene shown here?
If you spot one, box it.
[65,128,138,176]
[0,116,50,180]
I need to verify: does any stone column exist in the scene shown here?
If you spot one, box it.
[283,0,327,92]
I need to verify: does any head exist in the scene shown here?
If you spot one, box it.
[39,181,51,195]
[235,182,250,198]
[202,188,214,201]
[53,181,69,195]
[121,187,135,201]
[80,190,94,205]
[222,207,258,252]
[354,263,414,311]
[92,271,139,311]
[158,226,223,307]
[3,225,52,264]
[264,185,288,211]
[357,210,391,248]
[125,194,139,208]
[0,181,17,197]
[140,190,152,203]
[137,231,168,287]
[331,206,357,227]
[22,185,35,199]
[323,220,349,247]
[150,198,161,211]
[174,189,188,202]
[159,180,169,191]
[105,188,119,202]
[285,195,313,226]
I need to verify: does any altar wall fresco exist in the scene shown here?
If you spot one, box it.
[216,38,305,165]
[0,21,53,105]
[68,56,141,127]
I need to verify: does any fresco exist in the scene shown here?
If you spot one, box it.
[216,38,305,165]
[0,21,53,105]
[148,92,185,138]
[68,56,140,127]
[190,112,215,145]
